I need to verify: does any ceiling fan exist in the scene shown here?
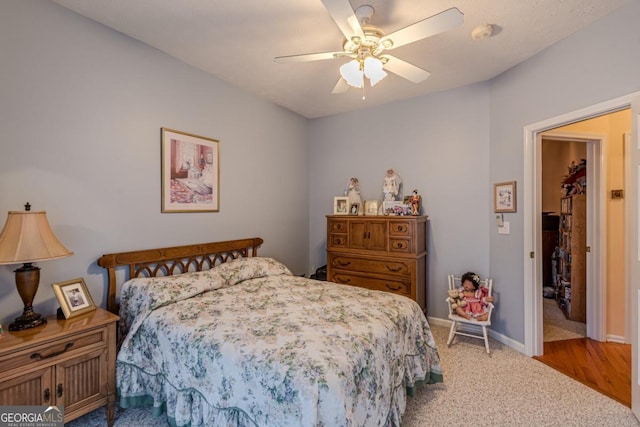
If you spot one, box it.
[274,0,464,94]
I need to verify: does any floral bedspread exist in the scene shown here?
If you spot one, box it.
[117,257,443,427]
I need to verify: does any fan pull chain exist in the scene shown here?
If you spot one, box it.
[362,83,366,100]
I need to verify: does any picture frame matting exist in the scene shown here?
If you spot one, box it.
[494,181,517,213]
[161,127,220,213]
[52,278,97,319]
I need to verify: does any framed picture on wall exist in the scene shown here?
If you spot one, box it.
[161,127,220,213]
[494,181,517,213]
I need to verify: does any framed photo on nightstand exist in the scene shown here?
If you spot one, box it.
[52,278,96,319]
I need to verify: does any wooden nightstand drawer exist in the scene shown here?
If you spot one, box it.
[0,329,105,375]
[331,272,411,298]
[329,255,412,276]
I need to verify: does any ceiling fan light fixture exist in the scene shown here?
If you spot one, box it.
[364,56,387,86]
[340,60,364,88]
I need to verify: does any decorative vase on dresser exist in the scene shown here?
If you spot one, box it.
[0,308,119,426]
[326,215,428,312]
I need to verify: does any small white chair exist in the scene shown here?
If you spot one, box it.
[446,274,494,353]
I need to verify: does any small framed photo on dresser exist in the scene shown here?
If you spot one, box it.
[52,278,96,319]
[364,200,379,215]
[333,196,349,215]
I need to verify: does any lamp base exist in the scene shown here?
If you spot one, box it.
[9,263,47,331]
[9,309,47,331]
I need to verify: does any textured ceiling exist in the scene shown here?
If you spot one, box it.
[52,0,630,118]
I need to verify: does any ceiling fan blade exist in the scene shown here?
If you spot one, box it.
[380,7,463,50]
[275,51,346,63]
[321,0,365,42]
[382,55,431,83]
[332,77,349,94]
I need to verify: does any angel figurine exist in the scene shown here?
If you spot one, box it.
[382,169,402,201]
[346,178,362,213]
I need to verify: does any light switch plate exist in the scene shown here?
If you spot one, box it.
[498,221,510,234]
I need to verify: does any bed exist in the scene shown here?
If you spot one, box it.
[98,237,443,426]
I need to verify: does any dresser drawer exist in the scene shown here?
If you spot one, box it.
[329,234,347,248]
[0,329,106,375]
[331,272,411,298]
[328,219,348,233]
[389,238,412,254]
[389,221,412,235]
[329,254,412,277]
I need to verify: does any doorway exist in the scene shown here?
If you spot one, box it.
[534,110,629,349]
[523,99,633,405]
[524,96,635,357]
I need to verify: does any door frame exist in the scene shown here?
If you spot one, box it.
[524,91,640,356]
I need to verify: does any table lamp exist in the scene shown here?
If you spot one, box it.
[0,203,73,331]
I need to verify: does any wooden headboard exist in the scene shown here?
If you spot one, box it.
[97,237,264,314]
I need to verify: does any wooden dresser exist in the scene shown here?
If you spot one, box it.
[326,215,428,311]
[0,308,119,426]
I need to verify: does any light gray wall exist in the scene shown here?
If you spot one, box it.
[488,0,640,341]
[309,84,492,319]
[0,0,309,326]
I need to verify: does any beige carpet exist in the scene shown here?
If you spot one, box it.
[69,323,637,426]
[403,325,637,426]
[543,297,586,342]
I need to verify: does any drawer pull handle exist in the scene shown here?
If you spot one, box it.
[57,383,63,398]
[31,342,74,360]
[385,283,403,291]
[337,260,351,266]
[392,242,407,249]
[386,265,402,272]
[43,388,50,402]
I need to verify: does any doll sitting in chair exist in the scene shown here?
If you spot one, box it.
[456,272,494,321]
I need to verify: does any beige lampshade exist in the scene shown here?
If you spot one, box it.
[0,211,73,264]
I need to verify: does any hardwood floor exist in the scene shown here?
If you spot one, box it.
[533,338,631,407]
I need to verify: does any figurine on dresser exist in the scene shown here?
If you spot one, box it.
[346,177,363,214]
[410,190,422,215]
[383,169,402,201]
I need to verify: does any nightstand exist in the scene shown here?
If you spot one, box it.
[0,308,119,426]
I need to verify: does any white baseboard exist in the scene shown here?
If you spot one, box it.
[606,334,626,344]
[427,316,526,354]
